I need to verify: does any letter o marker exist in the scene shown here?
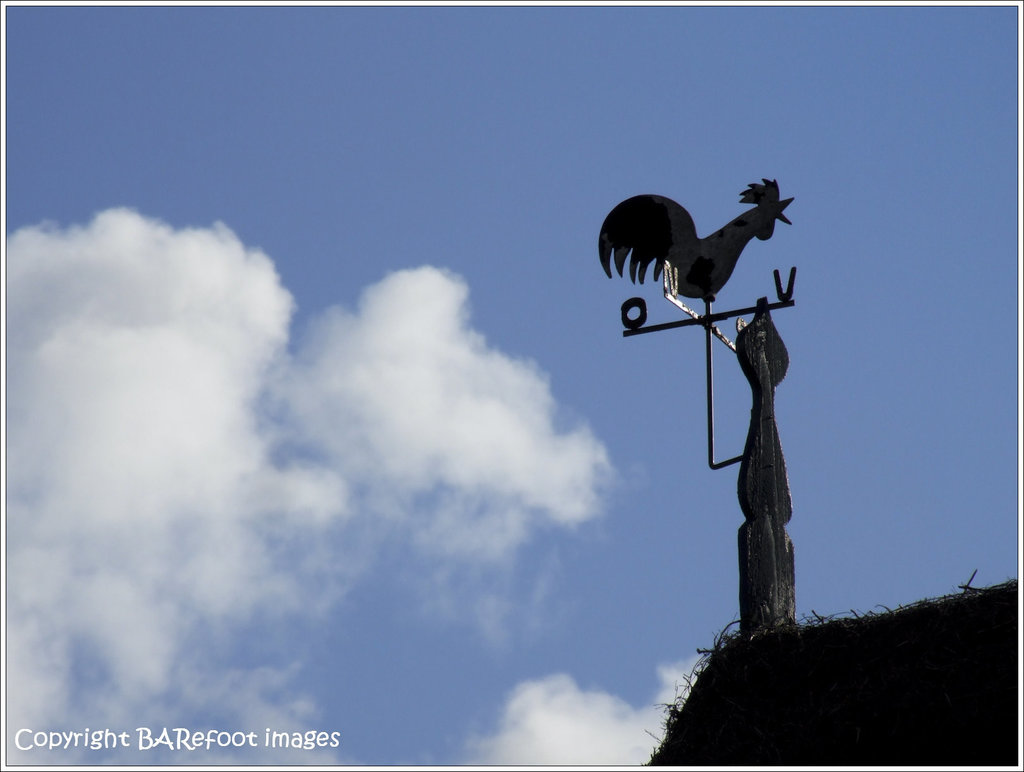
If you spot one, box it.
[621,297,647,330]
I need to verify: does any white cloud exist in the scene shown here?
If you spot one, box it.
[275,265,611,561]
[6,209,342,762]
[5,209,612,761]
[464,660,699,766]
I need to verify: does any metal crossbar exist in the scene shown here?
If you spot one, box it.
[619,267,796,470]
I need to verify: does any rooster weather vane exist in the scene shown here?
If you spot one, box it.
[598,180,798,632]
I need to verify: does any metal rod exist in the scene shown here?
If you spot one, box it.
[705,299,743,470]
[618,278,799,470]
[622,298,794,337]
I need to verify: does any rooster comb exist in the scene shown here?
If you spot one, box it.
[739,178,781,205]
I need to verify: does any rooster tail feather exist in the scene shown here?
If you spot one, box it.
[598,236,625,278]
[599,237,613,277]
[614,245,631,278]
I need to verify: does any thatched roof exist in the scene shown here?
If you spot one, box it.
[649,580,1019,766]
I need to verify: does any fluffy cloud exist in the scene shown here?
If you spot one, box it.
[276,265,611,561]
[464,660,699,765]
[6,210,341,762]
[5,209,611,762]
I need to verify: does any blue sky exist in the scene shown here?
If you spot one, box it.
[3,3,1020,766]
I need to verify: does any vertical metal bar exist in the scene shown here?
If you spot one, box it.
[705,298,743,470]
[705,300,716,468]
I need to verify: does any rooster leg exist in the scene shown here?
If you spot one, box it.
[663,261,677,299]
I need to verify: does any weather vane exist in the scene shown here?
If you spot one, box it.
[598,179,797,631]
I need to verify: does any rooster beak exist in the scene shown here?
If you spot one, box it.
[777,197,794,225]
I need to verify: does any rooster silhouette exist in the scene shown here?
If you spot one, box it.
[599,180,793,302]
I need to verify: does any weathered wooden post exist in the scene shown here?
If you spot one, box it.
[736,298,795,631]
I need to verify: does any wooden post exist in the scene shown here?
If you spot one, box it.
[736,297,795,632]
